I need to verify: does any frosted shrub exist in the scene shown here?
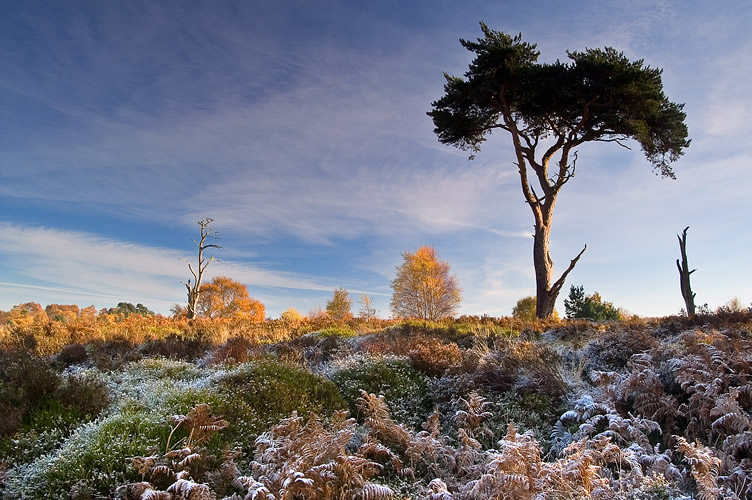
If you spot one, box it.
[331,357,433,429]
[3,407,166,499]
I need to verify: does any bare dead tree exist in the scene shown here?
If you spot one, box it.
[676,226,696,317]
[182,218,221,320]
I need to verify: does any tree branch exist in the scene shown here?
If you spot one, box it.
[550,244,587,297]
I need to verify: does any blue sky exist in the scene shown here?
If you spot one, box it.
[1,0,750,318]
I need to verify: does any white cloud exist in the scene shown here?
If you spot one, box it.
[0,223,342,313]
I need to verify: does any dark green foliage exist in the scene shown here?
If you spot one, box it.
[213,360,346,438]
[485,392,564,453]
[105,302,155,318]
[5,407,167,499]
[0,362,110,471]
[564,285,621,321]
[429,23,689,176]
[331,358,432,429]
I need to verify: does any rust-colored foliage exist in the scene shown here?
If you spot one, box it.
[197,276,265,321]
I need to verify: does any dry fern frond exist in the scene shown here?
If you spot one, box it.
[722,431,752,461]
[124,482,172,500]
[357,439,404,473]
[330,408,355,431]
[457,428,482,451]
[675,435,722,500]
[713,413,751,436]
[245,407,391,500]
[232,476,275,500]
[130,456,159,479]
[167,478,213,500]
[152,465,173,477]
[177,452,203,470]
[357,390,411,449]
[590,370,620,387]
[166,447,193,460]
[561,394,611,423]
[357,390,391,422]
[454,392,493,437]
[357,482,394,500]
[142,490,173,500]
[422,407,442,438]
[167,403,229,452]
[637,451,682,483]
[428,478,451,496]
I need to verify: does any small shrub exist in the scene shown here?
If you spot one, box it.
[57,369,111,418]
[359,331,462,376]
[87,338,140,371]
[122,358,204,382]
[0,415,71,468]
[331,357,432,429]
[3,406,167,499]
[405,336,462,376]
[54,343,89,368]
[472,339,566,401]
[267,342,307,365]
[207,336,254,365]
[213,360,346,439]
[565,285,622,321]
[139,334,211,361]
[0,349,60,436]
[512,296,537,321]
[0,369,110,469]
[585,327,659,371]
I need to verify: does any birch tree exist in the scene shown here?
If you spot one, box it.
[390,246,461,321]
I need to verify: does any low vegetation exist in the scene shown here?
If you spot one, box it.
[1,308,752,499]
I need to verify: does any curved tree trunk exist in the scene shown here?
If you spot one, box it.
[503,105,587,319]
[533,222,556,318]
[533,220,587,318]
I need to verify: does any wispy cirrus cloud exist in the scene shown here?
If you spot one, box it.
[0,223,343,312]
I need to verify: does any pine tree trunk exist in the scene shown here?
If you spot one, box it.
[534,222,557,318]
[531,206,587,319]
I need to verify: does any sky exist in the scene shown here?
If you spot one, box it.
[1,0,751,319]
